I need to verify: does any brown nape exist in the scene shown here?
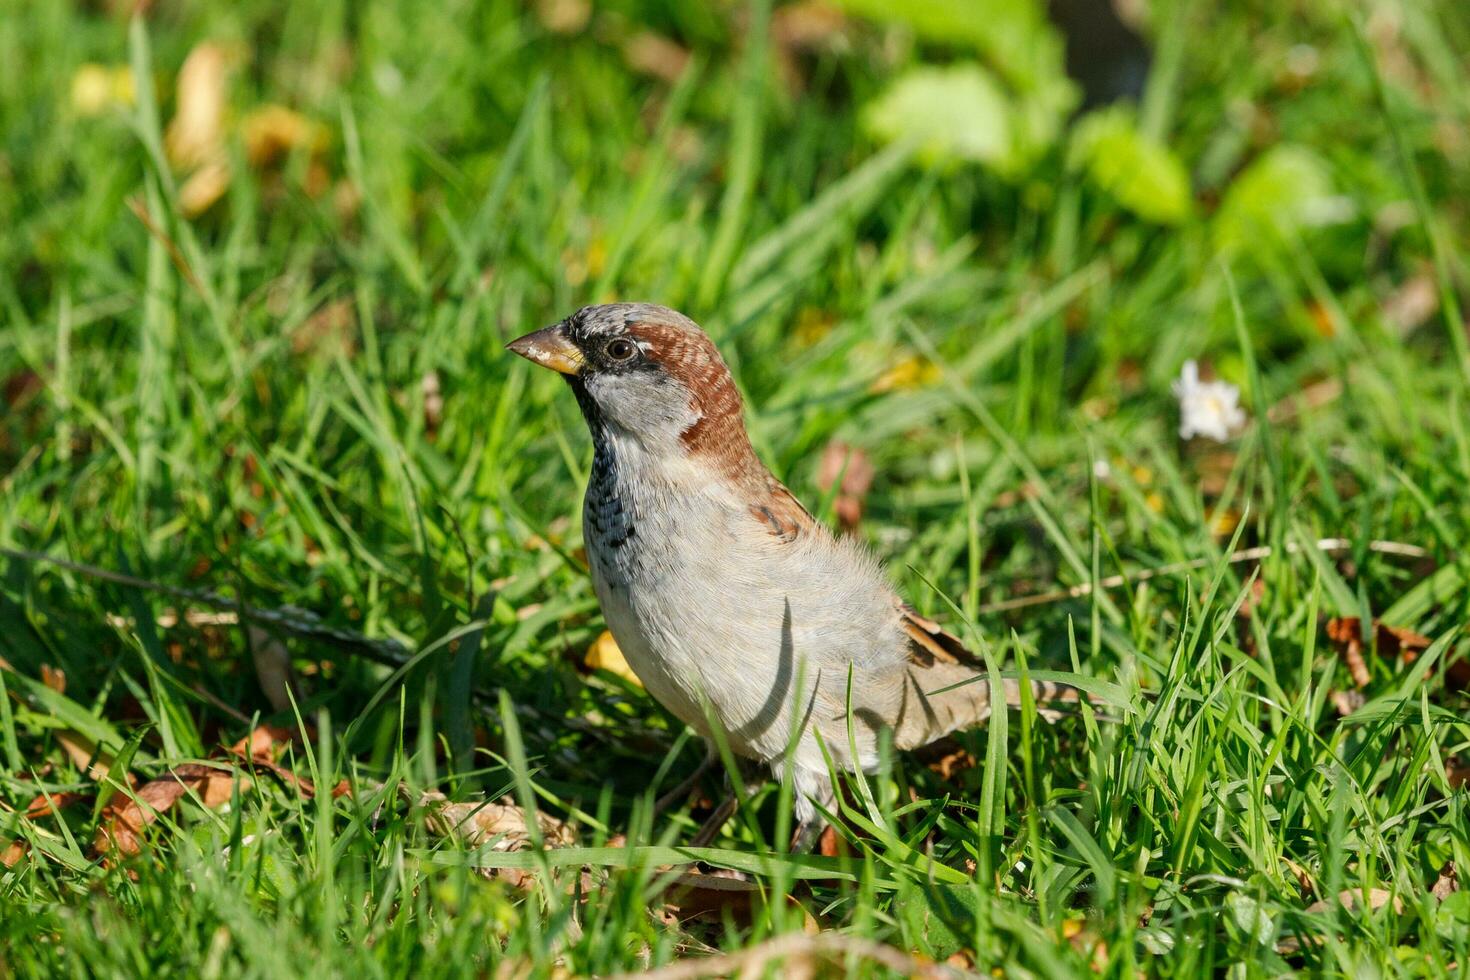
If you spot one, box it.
[629,319,819,543]
[628,322,758,477]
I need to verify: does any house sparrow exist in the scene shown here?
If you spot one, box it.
[508,304,1080,838]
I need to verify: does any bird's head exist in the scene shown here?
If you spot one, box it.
[507,304,748,461]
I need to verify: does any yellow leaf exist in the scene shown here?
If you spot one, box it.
[178,159,232,217]
[870,354,939,393]
[585,630,642,686]
[166,42,235,170]
[71,64,134,116]
[241,105,326,168]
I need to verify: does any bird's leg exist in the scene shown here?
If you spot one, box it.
[653,742,718,816]
[787,767,838,853]
[788,818,825,853]
[687,793,741,848]
[686,760,763,847]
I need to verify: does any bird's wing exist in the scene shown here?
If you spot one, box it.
[891,603,1084,749]
[747,479,816,544]
[898,605,982,668]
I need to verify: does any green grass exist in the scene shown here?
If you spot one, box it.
[3,0,1470,975]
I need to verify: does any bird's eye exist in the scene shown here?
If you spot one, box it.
[606,338,637,361]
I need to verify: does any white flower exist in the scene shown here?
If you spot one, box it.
[1172,360,1246,442]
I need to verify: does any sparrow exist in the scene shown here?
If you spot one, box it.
[508,304,1080,838]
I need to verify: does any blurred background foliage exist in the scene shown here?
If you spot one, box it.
[2,0,1469,970]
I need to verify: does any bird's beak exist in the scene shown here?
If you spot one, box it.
[506,324,582,376]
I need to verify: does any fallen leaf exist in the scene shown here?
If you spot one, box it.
[1324,617,1430,689]
[585,630,642,686]
[56,731,113,781]
[1432,861,1458,902]
[421,793,575,851]
[421,371,443,436]
[227,724,303,764]
[3,369,43,410]
[772,1,846,50]
[815,441,875,531]
[661,869,819,933]
[95,763,245,856]
[39,664,65,695]
[1330,690,1366,716]
[772,1,848,93]
[622,32,690,83]
[1382,272,1438,336]
[247,626,299,714]
[921,741,977,781]
[178,158,232,217]
[1304,888,1403,915]
[290,298,356,357]
[1,841,25,868]
[166,42,235,171]
[1448,656,1470,691]
[241,105,326,168]
[1325,618,1370,687]
[534,0,590,34]
[23,791,90,819]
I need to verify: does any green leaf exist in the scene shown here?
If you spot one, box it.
[863,64,1014,172]
[1070,107,1193,224]
[1213,145,1353,251]
[92,724,152,823]
[835,0,1066,96]
[897,880,980,959]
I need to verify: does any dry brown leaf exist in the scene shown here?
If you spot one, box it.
[241,105,326,168]
[39,664,65,694]
[247,626,299,714]
[1330,690,1366,717]
[661,869,819,934]
[290,298,356,357]
[815,441,875,531]
[420,793,575,889]
[1324,617,1369,686]
[1282,857,1317,896]
[421,371,443,436]
[56,730,113,781]
[1446,656,1470,692]
[772,1,846,50]
[1382,272,1439,336]
[1431,861,1458,901]
[421,794,575,851]
[1431,860,1459,902]
[1325,617,1432,689]
[23,791,90,819]
[622,32,691,83]
[94,763,244,856]
[166,42,235,170]
[535,0,590,34]
[771,1,848,95]
[178,158,232,217]
[1,841,26,868]
[1304,888,1403,915]
[228,724,305,763]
